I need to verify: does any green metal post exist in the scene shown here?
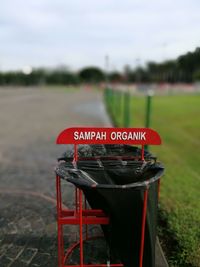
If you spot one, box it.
[114,90,119,126]
[109,88,113,111]
[105,88,109,112]
[119,91,123,126]
[107,88,111,112]
[145,95,152,128]
[111,88,115,124]
[145,90,154,150]
[123,91,131,127]
[114,90,118,125]
[104,87,107,107]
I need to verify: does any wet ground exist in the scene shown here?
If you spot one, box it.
[0,87,168,267]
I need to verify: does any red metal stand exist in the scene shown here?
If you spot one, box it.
[56,173,124,267]
[56,127,162,267]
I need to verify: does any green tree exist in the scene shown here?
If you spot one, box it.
[108,71,123,83]
[79,67,105,83]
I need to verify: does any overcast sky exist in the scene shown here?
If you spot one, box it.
[0,0,200,71]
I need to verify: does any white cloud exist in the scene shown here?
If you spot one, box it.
[0,0,200,70]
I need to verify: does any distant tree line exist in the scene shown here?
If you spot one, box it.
[122,47,200,83]
[0,69,80,86]
[0,47,200,85]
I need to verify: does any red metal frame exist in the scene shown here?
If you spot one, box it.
[56,128,162,267]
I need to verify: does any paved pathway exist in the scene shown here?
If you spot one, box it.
[0,87,167,267]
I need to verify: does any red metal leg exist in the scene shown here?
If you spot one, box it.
[57,175,63,267]
[139,189,148,267]
[141,145,144,161]
[73,144,78,162]
[79,189,84,267]
[75,188,78,212]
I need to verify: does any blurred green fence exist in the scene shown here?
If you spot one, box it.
[104,87,153,150]
[104,87,152,127]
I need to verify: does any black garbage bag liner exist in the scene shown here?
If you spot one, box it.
[58,144,155,162]
[55,145,164,267]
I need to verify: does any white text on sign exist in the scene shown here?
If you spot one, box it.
[74,131,146,141]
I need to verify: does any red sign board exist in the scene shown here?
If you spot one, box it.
[56,127,161,145]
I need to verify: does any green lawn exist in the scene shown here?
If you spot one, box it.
[107,92,200,266]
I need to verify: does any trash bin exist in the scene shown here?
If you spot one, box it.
[56,144,164,267]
